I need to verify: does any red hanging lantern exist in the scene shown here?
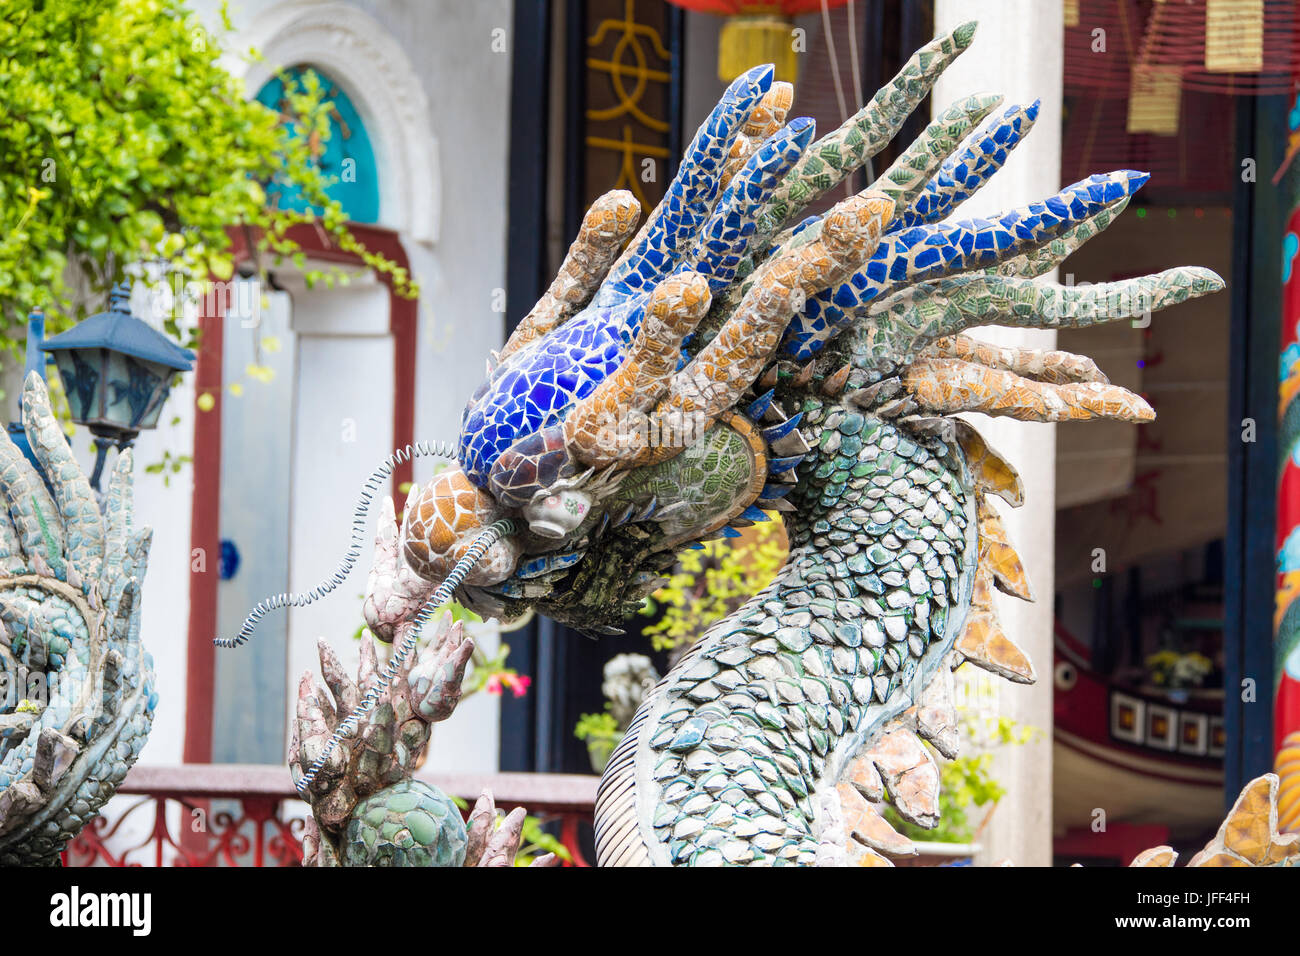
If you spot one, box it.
[666,1,851,83]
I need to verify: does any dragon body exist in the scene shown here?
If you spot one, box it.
[597,409,976,865]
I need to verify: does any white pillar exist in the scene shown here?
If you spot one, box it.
[933,0,1063,867]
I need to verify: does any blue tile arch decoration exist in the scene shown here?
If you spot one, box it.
[255,66,380,224]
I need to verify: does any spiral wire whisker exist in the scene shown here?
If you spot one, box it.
[294,519,516,794]
[214,440,462,649]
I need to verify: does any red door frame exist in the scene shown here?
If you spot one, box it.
[184,223,418,763]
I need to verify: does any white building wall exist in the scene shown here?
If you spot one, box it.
[128,0,514,773]
[128,388,200,765]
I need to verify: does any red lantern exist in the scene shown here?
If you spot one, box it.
[665,1,851,83]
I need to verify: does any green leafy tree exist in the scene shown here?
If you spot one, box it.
[574,710,621,773]
[0,0,413,360]
[639,516,788,653]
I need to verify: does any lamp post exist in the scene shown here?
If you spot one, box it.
[41,283,196,489]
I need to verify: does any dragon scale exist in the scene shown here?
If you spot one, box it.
[597,409,977,865]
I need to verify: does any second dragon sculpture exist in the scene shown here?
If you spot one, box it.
[227,21,1236,865]
[0,375,154,866]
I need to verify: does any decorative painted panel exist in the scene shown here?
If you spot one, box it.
[581,0,680,212]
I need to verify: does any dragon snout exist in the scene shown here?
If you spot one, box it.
[402,467,521,587]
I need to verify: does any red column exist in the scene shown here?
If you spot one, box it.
[184,280,225,764]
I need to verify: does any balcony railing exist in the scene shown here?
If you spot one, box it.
[63,764,599,867]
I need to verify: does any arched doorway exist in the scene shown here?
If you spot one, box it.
[192,59,418,764]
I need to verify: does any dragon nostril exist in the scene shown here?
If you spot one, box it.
[463,537,521,585]
[399,467,522,587]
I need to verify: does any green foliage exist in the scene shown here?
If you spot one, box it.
[445,600,532,699]
[572,523,787,764]
[574,709,622,773]
[0,0,414,360]
[639,516,788,652]
[516,815,572,867]
[1144,649,1213,689]
[461,637,531,699]
[576,521,788,765]
[142,448,193,487]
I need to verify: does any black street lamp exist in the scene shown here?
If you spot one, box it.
[41,283,196,489]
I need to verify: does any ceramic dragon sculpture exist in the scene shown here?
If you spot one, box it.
[0,375,155,866]
[290,610,558,866]
[231,21,1296,867]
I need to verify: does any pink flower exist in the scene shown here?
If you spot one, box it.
[492,673,530,698]
[484,672,531,698]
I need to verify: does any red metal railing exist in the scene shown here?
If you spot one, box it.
[63,764,598,867]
